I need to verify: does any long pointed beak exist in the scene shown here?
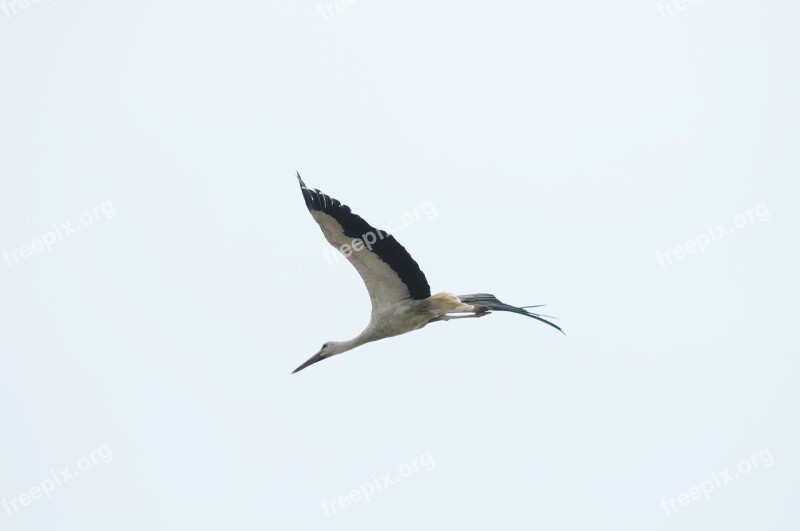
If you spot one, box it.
[291,351,326,374]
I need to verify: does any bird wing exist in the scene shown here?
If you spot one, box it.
[297,173,431,311]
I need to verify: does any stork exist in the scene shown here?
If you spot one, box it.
[292,172,562,374]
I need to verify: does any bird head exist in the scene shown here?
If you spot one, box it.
[291,341,343,374]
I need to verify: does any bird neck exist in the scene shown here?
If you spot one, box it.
[336,332,376,354]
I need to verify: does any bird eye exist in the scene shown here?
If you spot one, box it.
[321,343,328,349]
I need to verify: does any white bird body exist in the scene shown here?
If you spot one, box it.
[291,173,561,373]
[303,294,472,360]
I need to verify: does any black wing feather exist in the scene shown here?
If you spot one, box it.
[297,172,431,300]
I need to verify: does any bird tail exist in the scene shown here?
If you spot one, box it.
[457,293,564,334]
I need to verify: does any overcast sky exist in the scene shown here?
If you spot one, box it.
[1,1,798,529]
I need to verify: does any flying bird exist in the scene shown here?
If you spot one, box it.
[292,172,562,374]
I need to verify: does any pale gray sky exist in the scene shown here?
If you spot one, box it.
[1,1,798,529]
